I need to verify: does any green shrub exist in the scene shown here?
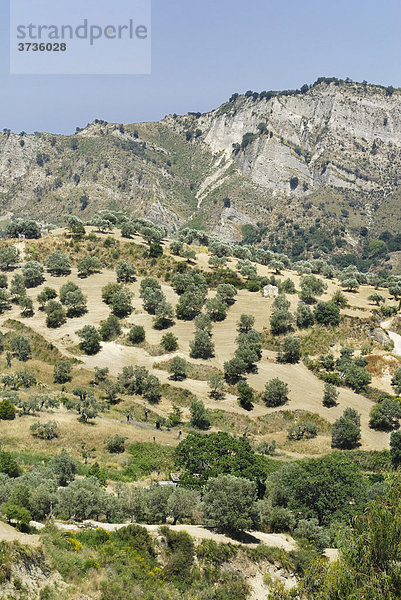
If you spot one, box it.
[106,435,127,454]
[128,325,145,344]
[196,539,238,565]
[161,332,178,352]
[0,398,15,420]
[30,421,58,440]
[262,379,289,407]
[123,442,175,480]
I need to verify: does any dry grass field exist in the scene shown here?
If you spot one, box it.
[0,226,399,471]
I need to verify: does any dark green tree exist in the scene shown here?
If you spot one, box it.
[262,378,289,407]
[189,330,214,359]
[46,251,72,276]
[202,475,259,534]
[22,260,44,288]
[332,408,361,449]
[190,399,210,429]
[78,325,101,355]
[0,398,16,420]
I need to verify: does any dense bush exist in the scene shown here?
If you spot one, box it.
[106,434,127,454]
[332,408,361,449]
[314,301,340,326]
[267,452,367,525]
[262,378,289,407]
[161,332,178,352]
[128,325,146,344]
[0,399,15,420]
[202,475,259,534]
[369,398,401,431]
[30,420,58,440]
[175,432,266,493]
[78,325,101,355]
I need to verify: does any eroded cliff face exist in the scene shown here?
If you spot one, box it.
[167,82,401,198]
[1,80,401,243]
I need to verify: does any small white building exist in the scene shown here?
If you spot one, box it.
[263,284,279,298]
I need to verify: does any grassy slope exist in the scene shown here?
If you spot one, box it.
[0,228,398,480]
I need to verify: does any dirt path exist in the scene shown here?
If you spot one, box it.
[0,521,40,545]
[381,320,401,357]
[35,519,296,551]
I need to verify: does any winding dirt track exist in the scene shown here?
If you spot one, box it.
[29,518,297,551]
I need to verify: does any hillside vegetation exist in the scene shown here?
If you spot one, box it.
[2,78,401,271]
[0,218,400,598]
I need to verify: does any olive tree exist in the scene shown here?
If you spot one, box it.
[168,356,187,381]
[45,300,66,328]
[369,398,401,431]
[189,330,214,359]
[190,399,210,429]
[262,378,289,407]
[46,251,72,276]
[78,325,101,355]
[391,368,401,396]
[22,260,44,288]
[77,256,102,278]
[331,408,361,449]
[116,260,137,283]
[167,488,200,525]
[202,475,259,534]
[323,382,339,407]
[60,282,87,317]
[0,246,20,270]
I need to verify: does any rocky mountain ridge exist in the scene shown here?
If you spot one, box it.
[1,79,401,247]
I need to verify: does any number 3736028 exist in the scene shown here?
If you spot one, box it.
[18,43,67,52]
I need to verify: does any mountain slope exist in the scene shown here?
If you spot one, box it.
[2,78,401,251]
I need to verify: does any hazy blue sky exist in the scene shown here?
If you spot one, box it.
[1,0,401,133]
